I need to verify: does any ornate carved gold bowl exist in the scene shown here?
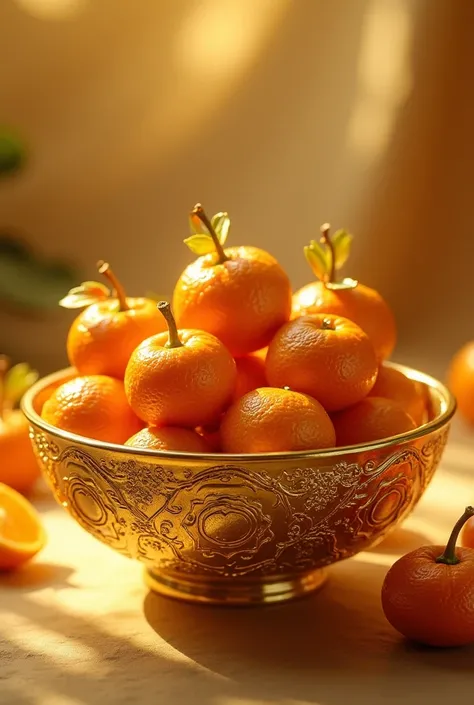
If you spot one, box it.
[22,363,455,606]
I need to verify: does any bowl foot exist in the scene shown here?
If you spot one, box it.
[144,567,328,606]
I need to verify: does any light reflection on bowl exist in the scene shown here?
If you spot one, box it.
[22,363,455,606]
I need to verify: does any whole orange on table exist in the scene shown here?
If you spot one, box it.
[173,204,292,357]
[447,340,474,425]
[41,374,142,445]
[0,482,46,571]
[382,506,474,647]
[60,260,166,379]
[220,387,336,453]
[0,356,41,494]
[266,313,378,412]
[292,224,397,362]
[125,301,236,428]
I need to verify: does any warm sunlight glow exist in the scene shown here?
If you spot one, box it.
[0,610,99,672]
[15,0,87,20]
[177,0,287,79]
[346,0,414,157]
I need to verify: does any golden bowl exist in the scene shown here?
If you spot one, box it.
[22,363,455,606]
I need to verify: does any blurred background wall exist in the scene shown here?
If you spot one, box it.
[0,0,473,376]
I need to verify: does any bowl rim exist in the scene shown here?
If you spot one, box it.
[21,362,456,463]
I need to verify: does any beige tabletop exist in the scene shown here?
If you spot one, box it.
[1,419,474,705]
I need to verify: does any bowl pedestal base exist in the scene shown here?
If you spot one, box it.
[144,567,328,606]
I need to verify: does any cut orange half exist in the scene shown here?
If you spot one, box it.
[0,483,46,571]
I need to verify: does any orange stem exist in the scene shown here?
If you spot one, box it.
[97,261,129,311]
[319,222,336,284]
[436,506,474,565]
[191,203,228,264]
[157,301,183,348]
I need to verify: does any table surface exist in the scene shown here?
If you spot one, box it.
[1,420,474,705]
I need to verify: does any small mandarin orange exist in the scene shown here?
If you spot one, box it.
[0,482,46,571]
[266,313,378,412]
[60,260,166,379]
[125,301,236,428]
[369,365,426,426]
[125,426,211,453]
[292,224,396,362]
[233,353,267,402]
[382,506,474,647]
[447,341,474,425]
[172,204,292,357]
[41,375,142,444]
[220,387,336,454]
[331,396,417,446]
[0,357,41,494]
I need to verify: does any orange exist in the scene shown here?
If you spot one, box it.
[232,353,267,402]
[60,261,166,379]
[292,281,396,363]
[125,426,211,453]
[41,375,142,444]
[331,396,417,446]
[292,224,396,361]
[0,357,41,494]
[381,506,474,647]
[0,483,46,571]
[447,341,474,425]
[0,411,41,494]
[266,313,378,412]
[462,515,474,549]
[220,387,336,453]
[125,301,236,428]
[369,365,426,426]
[172,204,292,357]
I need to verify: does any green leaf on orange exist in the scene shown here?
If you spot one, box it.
[211,212,230,245]
[304,241,330,281]
[183,234,216,256]
[332,229,353,270]
[59,280,111,309]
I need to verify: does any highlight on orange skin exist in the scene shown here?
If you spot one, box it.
[447,341,474,425]
[369,365,426,426]
[63,261,166,379]
[125,301,237,428]
[266,313,378,412]
[220,386,336,454]
[292,280,397,363]
[172,203,292,357]
[41,375,143,445]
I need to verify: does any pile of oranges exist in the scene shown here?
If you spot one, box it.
[40,205,427,454]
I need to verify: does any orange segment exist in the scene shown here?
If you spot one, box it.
[0,483,46,570]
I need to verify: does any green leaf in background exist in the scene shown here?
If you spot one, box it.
[189,212,209,235]
[211,212,230,245]
[331,229,353,270]
[0,233,79,313]
[0,128,26,177]
[304,240,330,281]
[183,233,216,256]
[3,362,39,408]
